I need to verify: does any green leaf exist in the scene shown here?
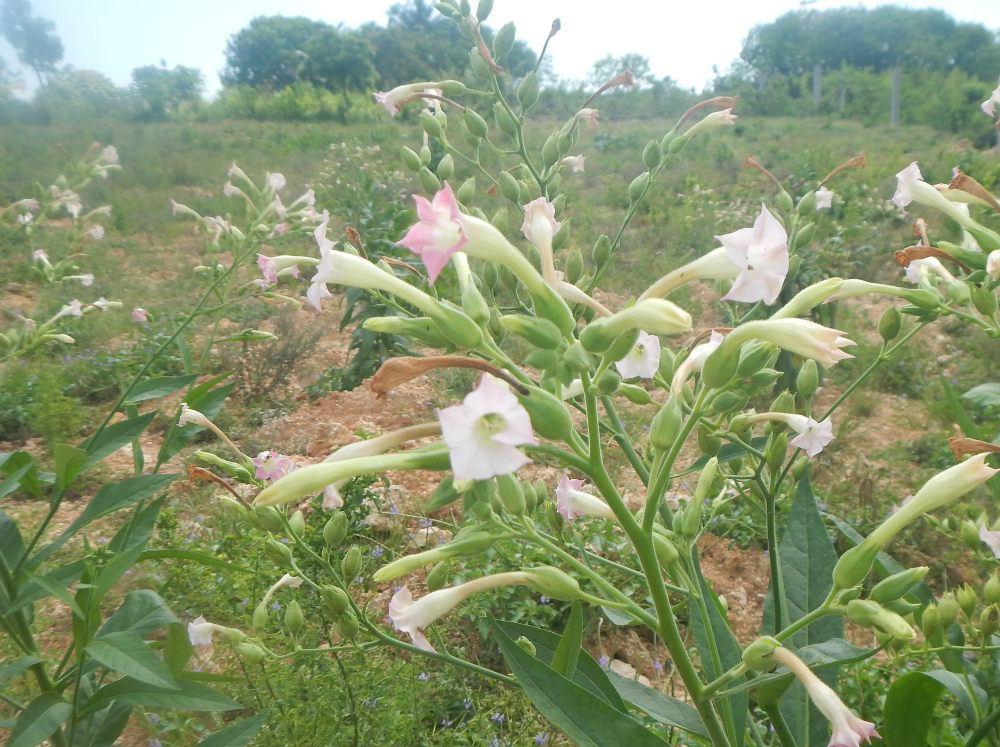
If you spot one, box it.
[66,474,178,536]
[52,444,89,489]
[86,631,178,688]
[492,619,666,746]
[829,516,933,604]
[962,382,1000,408]
[0,511,25,568]
[138,549,250,574]
[156,375,235,464]
[0,459,37,501]
[495,620,625,710]
[550,600,584,678]
[79,412,156,467]
[682,437,768,474]
[99,590,178,638]
[0,657,44,688]
[75,700,132,747]
[81,676,240,716]
[923,669,986,724]
[0,451,45,498]
[123,375,198,404]
[7,691,72,747]
[11,562,84,612]
[689,553,747,743]
[606,670,706,737]
[601,605,636,626]
[194,713,268,747]
[22,571,84,618]
[883,670,950,746]
[162,621,194,677]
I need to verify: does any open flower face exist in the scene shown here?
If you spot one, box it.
[437,375,537,481]
[815,186,835,209]
[784,415,835,457]
[717,204,789,304]
[615,330,661,379]
[397,183,468,283]
[892,161,924,209]
[982,79,1000,118]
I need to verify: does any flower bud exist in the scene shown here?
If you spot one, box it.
[337,609,360,640]
[736,341,775,377]
[285,600,304,634]
[525,566,580,600]
[846,599,917,640]
[832,541,879,590]
[937,592,959,627]
[649,396,683,451]
[499,314,562,349]
[419,110,442,138]
[541,132,561,167]
[419,166,442,194]
[984,573,1000,605]
[796,359,819,399]
[796,190,816,213]
[464,108,489,138]
[426,561,450,592]
[592,234,612,266]
[971,284,998,316]
[957,584,977,619]
[697,425,722,457]
[978,604,1000,637]
[288,509,306,538]
[519,385,574,440]
[437,153,455,180]
[870,566,929,603]
[498,171,521,203]
[254,506,285,533]
[496,474,526,515]
[883,598,922,616]
[265,539,294,568]
[708,391,748,416]
[492,21,515,59]
[515,635,537,656]
[323,513,349,547]
[741,636,780,671]
[525,348,558,370]
[628,172,650,203]
[564,248,584,284]
[961,520,983,550]
[619,383,654,405]
[321,585,350,617]
[400,146,422,171]
[652,532,679,568]
[493,101,518,137]
[642,140,661,170]
[878,306,902,342]
[517,72,540,111]
[765,431,788,473]
[920,603,943,644]
[595,368,621,395]
[777,190,793,213]
[252,601,269,632]
[456,176,476,204]
[342,546,362,582]
[236,642,267,663]
[419,144,432,165]
[701,346,739,389]
[793,222,816,250]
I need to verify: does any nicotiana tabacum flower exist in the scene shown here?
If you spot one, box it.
[982,78,1000,118]
[980,523,1000,559]
[397,182,468,283]
[252,451,296,482]
[670,330,724,392]
[748,412,835,457]
[716,204,789,304]
[555,474,616,520]
[437,375,537,481]
[721,318,855,369]
[615,330,660,379]
[815,186,835,209]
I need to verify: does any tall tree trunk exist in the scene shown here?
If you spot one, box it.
[889,66,901,126]
[812,64,822,109]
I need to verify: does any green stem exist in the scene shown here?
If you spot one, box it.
[761,702,797,747]
[600,396,650,484]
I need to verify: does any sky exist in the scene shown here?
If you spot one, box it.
[3,0,1000,96]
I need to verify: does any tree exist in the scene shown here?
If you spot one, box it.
[130,64,204,120]
[222,16,330,90]
[302,27,376,110]
[33,67,124,120]
[0,0,62,87]
[588,54,653,88]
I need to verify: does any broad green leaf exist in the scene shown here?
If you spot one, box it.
[66,474,178,536]
[689,553,747,743]
[163,621,194,677]
[0,511,25,568]
[0,459,36,501]
[962,382,1000,408]
[0,451,45,498]
[882,670,949,746]
[492,619,666,746]
[23,571,83,617]
[79,412,156,467]
[550,600,584,678]
[75,700,132,747]
[81,676,240,716]
[7,691,72,747]
[108,496,165,555]
[11,562,84,612]
[601,605,637,626]
[138,549,249,574]
[86,631,178,688]
[194,713,268,747]
[763,471,842,747]
[606,670,706,737]
[924,669,986,724]
[0,657,44,688]
[495,620,625,710]
[123,375,198,404]
[99,590,178,638]
[52,444,89,489]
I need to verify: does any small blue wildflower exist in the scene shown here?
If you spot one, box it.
[463,697,473,710]
[371,545,385,558]
[149,740,163,747]
[599,655,610,667]
[148,713,159,725]
[490,712,505,724]
[417,672,430,681]
[389,503,400,515]
[270,602,281,610]
[534,734,549,745]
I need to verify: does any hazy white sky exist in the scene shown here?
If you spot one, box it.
[4,0,1000,95]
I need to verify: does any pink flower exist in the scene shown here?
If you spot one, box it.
[32,249,49,262]
[257,254,278,284]
[252,450,296,482]
[397,182,468,283]
[717,204,789,305]
[555,474,616,520]
[614,330,660,379]
[521,197,560,285]
[560,155,586,173]
[131,307,148,323]
[980,524,1000,558]
[437,375,537,480]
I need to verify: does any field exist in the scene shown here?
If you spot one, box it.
[2,106,1000,747]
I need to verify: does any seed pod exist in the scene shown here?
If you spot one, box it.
[237,642,267,663]
[628,171,650,203]
[321,585,351,617]
[565,249,584,284]
[777,189,793,213]
[879,306,902,341]
[519,385,574,440]
[323,512,349,547]
[437,153,455,180]
[649,397,683,451]
[493,102,518,136]
[419,110,442,138]
[592,234,612,266]
[499,171,521,203]
[288,509,305,538]
[937,592,959,627]
[652,532,679,568]
[562,342,594,373]
[265,539,294,568]
[419,144,432,165]
[796,359,819,399]
[793,222,816,250]
[463,108,489,138]
[284,600,304,634]
[697,425,722,456]
[517,72,540,111]
[419,167,441,194]
[252,601,269,633]
[496,474,526,515]
[337,610,360,640]
[400,146,422,171]
[492,21,515,59]
[984,573,1000,605]
[595,368,621,395]
[956,584,977,619]
[426,561,450,592]
[642,140,661,170]
[342,546,362,582]
[499,314,562,349]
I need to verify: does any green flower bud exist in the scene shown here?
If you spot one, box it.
[793,222,816,250]
[419,144,432,165]
[337,610,360,640]
[493,102,518,137]
[770,390,795,414]
[592,234,612,266]
[697,425,722,456]
[400,146,422,171]
[846,599,916,640]
[541,132,561,167]
[562,342,594,373]
[628,172,650,203]
[515,635,537,656]
[499,314,562,349]
[642,140,661,170]
[342,546,362,582]
[525,566,580,600]
[252,601,269,633]
[649,396,683,451]
[497,474,526,515]
[519,385,574,440]
[957,584,977,619]
[437,153,455,180]
[796,190,817,213]
[832,541,879,590]
[619,383,654,405]
[870,566,929,603]
[984,573,1000,605]
[765,431,788,473]
[517,72,540,111]
[498,171,521,203]
[265,539,294,568]
[971,284,998,316]
[741,636,780,671]
[920,604,943,644]
[321,585,350,617]
[255,506,285,533]
[652,532,679,568]
[736,341,776,378]
[796,359,820,399]
[288,509,305,538]
[701,346,739,389]
[492,21,515,59]
[525,348,558,370]
[978,605,999,637]
[419,166,442,194]
[456,176,476,204]
[777,189,793,213]
[708,390,748,416]
[463,108,489,138]
[285,600,304,634]
[419,110,442,138]
[595,368,621,395]
[364,316,450,348]
[937,592,959,627]
[564,249,584,284]
[961,520,982,550]
[236,642,267,663]
[323,513,349,547]
[426,561,450,592]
